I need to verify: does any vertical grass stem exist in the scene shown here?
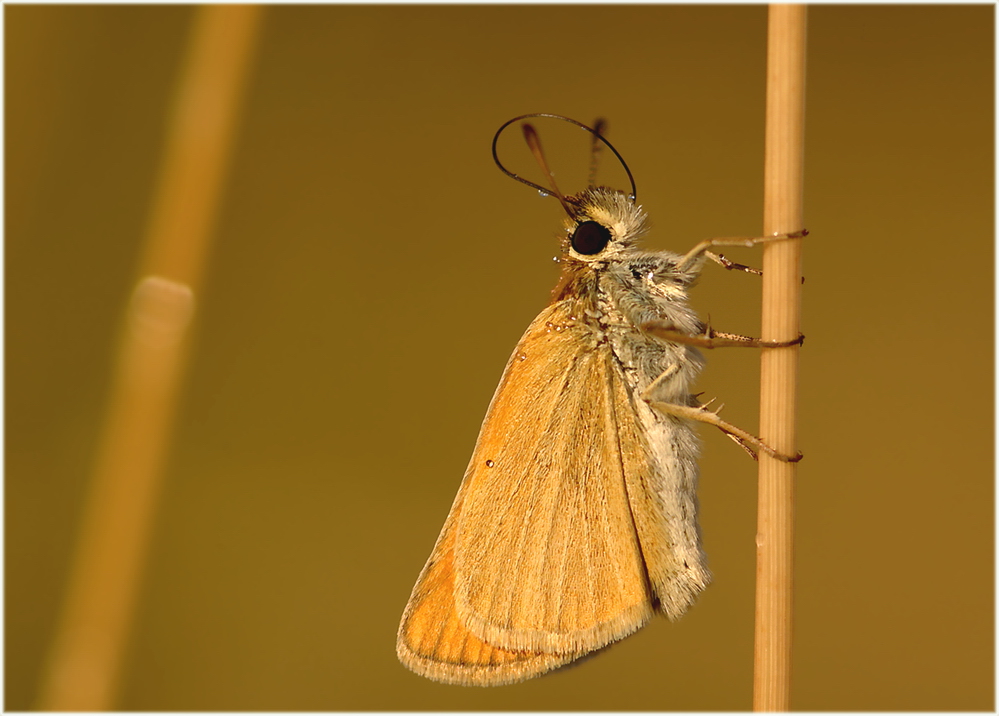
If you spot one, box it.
[754,5,807,711]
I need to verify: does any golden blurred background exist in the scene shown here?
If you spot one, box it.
[7,4,992,711]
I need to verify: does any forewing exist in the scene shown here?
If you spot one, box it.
[453,301,653,654]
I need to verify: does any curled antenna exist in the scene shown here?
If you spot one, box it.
[491,113,637,203]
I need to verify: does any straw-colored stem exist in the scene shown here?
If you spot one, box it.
[754,5,806,712]
[36,7,263,710]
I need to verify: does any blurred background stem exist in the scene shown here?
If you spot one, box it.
[36,6,264,709]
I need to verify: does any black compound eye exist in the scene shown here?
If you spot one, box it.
[571,221,612,255]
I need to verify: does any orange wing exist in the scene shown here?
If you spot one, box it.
[398,299,661,684]
[452,301,653,655]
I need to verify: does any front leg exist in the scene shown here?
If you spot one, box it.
[705,250,762,277]
[676,229,808,273]
[704,251,804,284]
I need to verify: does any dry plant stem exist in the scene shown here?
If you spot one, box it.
[36,7,263,710]
[754,5,807,712]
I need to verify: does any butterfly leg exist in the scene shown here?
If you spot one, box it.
[647,398,803,463]
[704,250,806,284]
[675,229,807,273]
[704,251,762,277]
[641,322,804,350]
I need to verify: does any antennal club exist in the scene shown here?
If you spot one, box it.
[587,118,607,188]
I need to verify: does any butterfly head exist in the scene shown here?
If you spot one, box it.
[561,187,649,263]
[492,115,648,264]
